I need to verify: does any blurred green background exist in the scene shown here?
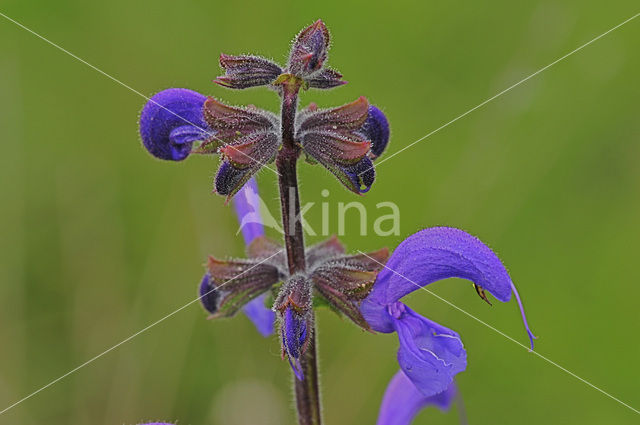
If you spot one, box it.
[1,1,639,424]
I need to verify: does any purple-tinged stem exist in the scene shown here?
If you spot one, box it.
[276,76,322,425]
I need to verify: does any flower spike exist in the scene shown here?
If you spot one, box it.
[136,18,537,425]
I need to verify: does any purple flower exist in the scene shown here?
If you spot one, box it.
[295,97,378,193]
[199,178,275,336]
[203,98,281,198]
[360,106,390,159]
[376,371,456,425]
[139,88,210,161]
[282,304,309,380]
[232,178,264,245]
[196,177,387,378]
[274,274,314,380]
[361,227,535,422]
[139,90,281,200]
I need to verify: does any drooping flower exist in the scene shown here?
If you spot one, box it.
[139,89,282,199]
[199,178,276,336]
[202,98,281,198]
[139,88,211,161]
[295,97,390,193]
[361,227,535,423]
[376,371,457,425]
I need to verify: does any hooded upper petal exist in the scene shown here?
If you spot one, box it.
[375,227,512,304]
[139,88,210,161]
[376,370,456,425]
[362,227,512,331]
[361,226,535,347]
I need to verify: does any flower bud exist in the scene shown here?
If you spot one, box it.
[309,246,389,330]
[306,68,347,89]
[296,97,378,193]
[275,275,313,380]
[203,256,281,318]
[215,54,283,89]
[282,305,308,379]
[199,272,219,314]
[288,19,330,76]
[203,98,281,199]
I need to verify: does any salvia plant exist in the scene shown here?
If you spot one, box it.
[137,19,535,425]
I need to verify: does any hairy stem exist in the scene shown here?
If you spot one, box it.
[276,79,322,425]
[294,316,321,425]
